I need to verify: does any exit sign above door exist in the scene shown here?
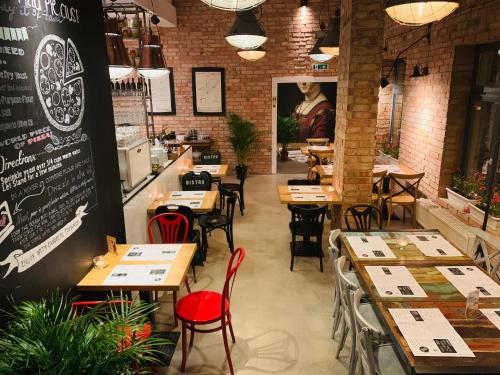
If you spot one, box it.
[312,64,329,71]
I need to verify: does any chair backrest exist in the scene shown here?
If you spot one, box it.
[372,170,387,195]
[155,205,195,240]
[147,213,189,244]
[221,247,246,320]
[307,138,329,146]
[182,171,212,191]
[235,165,248,188]
[388,172,425,200]
[336,256,358,333]
[329,229,341,251]
[344,204,382,231]
[287,179,320,186]
[290,204,327,237]
[200,150,221,165]
[329,231,342,311]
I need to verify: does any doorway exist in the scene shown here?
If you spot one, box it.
[271,76,338,174]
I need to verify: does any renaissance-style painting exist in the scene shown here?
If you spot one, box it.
[278,81,337,142]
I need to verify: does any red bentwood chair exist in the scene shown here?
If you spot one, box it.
[147,213,191,326]
[175,247,246,375]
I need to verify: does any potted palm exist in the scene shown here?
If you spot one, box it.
[227,113,260,169]
[277,115,299,162]
[0,292,171,374]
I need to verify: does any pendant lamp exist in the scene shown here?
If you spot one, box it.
[238,46,266,61]
[104,18,134,79]
[309,30,333,62]
[320,9,340,57]
[201,0,266,11]
[138,33,169,78]
[384,0,459,26]
[225,10,267,50]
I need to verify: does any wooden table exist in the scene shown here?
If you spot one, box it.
[341,230,500,374]
[278,185,342,228]
[181,164,228,177]
[147,191,219,214]
[77,244,197,292]
[300,145,334,156]
[316,162,417,178]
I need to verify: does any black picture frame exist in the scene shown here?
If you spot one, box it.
[192,67,226,116]
[147,67,176,115]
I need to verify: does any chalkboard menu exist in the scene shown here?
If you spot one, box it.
[0,1,125,304]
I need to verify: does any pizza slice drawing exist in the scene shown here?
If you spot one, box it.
[34,35,85,132]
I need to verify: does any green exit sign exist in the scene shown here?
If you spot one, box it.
[312,64,329,70]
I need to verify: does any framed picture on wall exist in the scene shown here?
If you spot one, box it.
[147,68,176,115]
[192,67,226,116]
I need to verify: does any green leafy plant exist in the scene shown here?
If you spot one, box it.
[227,113,260,166]
[0,292,171,375]
[451,171,483,200]
[381,143,399,159]
[277,116,299,152]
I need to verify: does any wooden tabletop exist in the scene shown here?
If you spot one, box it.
[278,185,342,205]
[300,145,335,156]
[316,162,417,178]
[77,244,197,292]
[180,164,229,177]
[147,191,218,214]
[341,230,500,374]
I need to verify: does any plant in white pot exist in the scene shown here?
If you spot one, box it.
[446,172,481,211]
[468,183,500,230]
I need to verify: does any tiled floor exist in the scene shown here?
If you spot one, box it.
[160,174,390,374]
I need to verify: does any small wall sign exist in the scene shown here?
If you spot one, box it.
[312,64,329,71]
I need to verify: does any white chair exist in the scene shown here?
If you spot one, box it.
[473,235,500,281]
[336,256,387,375]
[352,289,405,375]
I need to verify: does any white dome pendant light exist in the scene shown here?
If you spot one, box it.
[384,0,459,26]
[238,46,266,61]
[225,10,267,50]
[201,0,267,11]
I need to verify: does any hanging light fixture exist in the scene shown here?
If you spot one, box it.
[225,10,267,50]
[238,46,266,61]
[384,0,459,26]
[201,0,266,11]
[138,14,169,79]
[308,27,333,62]
[320,8,340,57]
[104,17,134,79]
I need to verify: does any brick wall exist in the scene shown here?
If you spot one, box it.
[151,0,339,173]
[381,0,500,199]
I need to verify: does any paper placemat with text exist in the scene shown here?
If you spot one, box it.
[365,266,427,298]
[291,194,329,202]
[288,185,323,193]
[104,264,172,285]
[162,200,202,209]
[122,244,181,262]
[436,266,500,298]
[407,234,463,257]
[169,191,207,199]
[345,235,396,259]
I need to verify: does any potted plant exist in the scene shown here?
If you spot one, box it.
[227,113,260,170]
[446,171,481,211]
[277,115,299,161]
[380,143,400,160]
[466,173,500,229]
[0,292,171,374]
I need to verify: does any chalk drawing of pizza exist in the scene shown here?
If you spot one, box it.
[34,35,85,132]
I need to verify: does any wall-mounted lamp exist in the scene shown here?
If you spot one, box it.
[410,64,429,78]
[301,0,308,7]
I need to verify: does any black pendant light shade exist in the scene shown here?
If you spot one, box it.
[225,10,267,50]
[320,9,340,56]
[410,64,424,78]
[301,0,308,7]
[380,77,390,88]
[104,18,134,79]
[309,32,333,62]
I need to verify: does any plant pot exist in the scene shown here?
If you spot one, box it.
[446,187,479,212]
[467,202,500,230]
[280,149,288,162]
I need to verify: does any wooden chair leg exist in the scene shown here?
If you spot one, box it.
[229,321,236,343]
[189,323,195,347]
[386,203,392,228]
[320,256,323,273]
[180,322,187,371]
[222,326,235,375]
[185,277,191,294]
[173,291,178,328]
[191,264,197,283]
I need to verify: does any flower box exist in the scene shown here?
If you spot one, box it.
[467,202,500,230]
[446,187,479,212]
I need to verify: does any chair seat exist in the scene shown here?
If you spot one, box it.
[199,214,229,227]
[220,183,240,192]
[388,194,415,204]
[345,271,361,288]
[359,302,387,334]
[375,344,406,375]
[176,291,229,323]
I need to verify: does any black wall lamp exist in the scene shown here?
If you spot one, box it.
[301,0,308,7]
[409,64,429,78]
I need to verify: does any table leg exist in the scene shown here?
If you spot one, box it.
[139,291,155,323]
[330,205,342,230]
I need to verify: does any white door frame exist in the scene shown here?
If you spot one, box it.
[271,75,338,174]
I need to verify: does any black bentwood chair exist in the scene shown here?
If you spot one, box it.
[289,204,327,272]
[199,190,237,260]
[200,150,222,188]
[181,171,212,191]
[344,205,382,231]
[219,165,247,215]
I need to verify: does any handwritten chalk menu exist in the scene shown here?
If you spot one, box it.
[0,1,117,290]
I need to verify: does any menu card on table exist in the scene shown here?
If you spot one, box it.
[345,236,396,259]
[480,309,500,330]
[193,165,221,173]
[169,191,207,199]
[365,266,427,297]
[288,185,323,193]
[162,200,202,209]
[122,244,181,262]
[436,266,500,298]
[407,234,463,257]
[389,308,475,357]
[291,194,329,202]
[103,264,172,285]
